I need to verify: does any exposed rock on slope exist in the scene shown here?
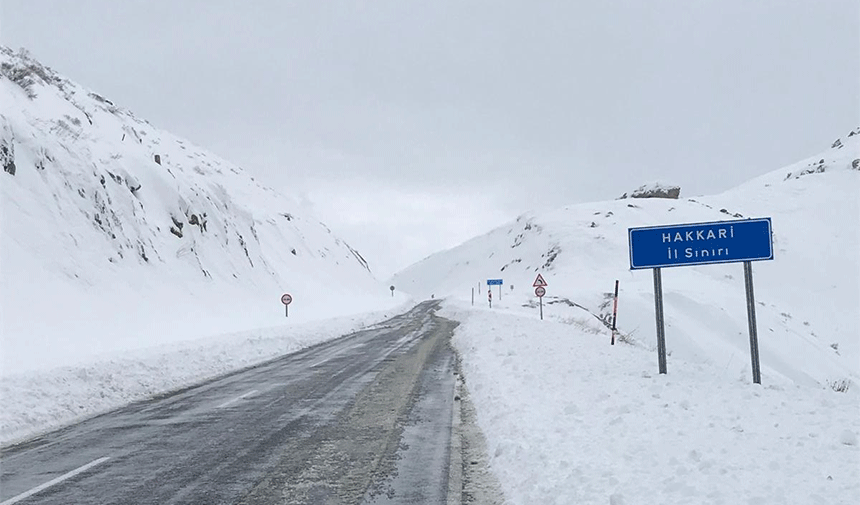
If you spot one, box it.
[618,182,681,199]
[0,46,390,373]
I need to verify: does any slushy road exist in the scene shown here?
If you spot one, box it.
[1,301,459,504]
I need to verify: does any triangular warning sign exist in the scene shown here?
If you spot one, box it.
[533,273,548,287]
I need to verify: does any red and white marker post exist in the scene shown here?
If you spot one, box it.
[281,293,293,317]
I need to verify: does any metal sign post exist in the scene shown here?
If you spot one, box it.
[535,286,546,320]
[389,285,395,297]
[471,287,474,306]
[652,269,667,374]
[743,261,762,384]
[281,293,293,317]
[629,218,773,383]
[611,280,619,345]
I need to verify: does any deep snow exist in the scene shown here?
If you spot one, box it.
[442,302,859,505]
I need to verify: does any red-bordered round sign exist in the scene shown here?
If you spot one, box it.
[535,286,546,297]
[281,293,293,305]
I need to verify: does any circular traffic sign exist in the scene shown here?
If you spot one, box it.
[535,286,546,297]
[281,293,293,305]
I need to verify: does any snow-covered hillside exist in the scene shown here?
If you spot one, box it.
[394,130,860,388]
[0,47,401,375]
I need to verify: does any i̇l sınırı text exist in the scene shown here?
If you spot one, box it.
[663,225,734,260]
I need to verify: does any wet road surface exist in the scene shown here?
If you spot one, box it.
[1,301,459,505]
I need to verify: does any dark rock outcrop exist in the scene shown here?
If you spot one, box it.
[618,184,681,200]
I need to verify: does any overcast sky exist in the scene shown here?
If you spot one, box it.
[2,1,858,278]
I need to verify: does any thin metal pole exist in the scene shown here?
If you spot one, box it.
[653,268,667,374]
[471,288,474,306]
[611,280,619,345]
[499,285,502,300]
[285,305,288,318]
[744,261,762,384]
[539,297,543,320]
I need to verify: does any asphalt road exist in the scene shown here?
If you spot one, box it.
[0,300,460,505]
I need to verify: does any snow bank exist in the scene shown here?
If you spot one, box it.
[442,301,860,505]
[0,300,416,446]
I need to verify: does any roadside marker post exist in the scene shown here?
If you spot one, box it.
[628,218,773,383]
[280,293,293,317]
[487,279,503,302]
[471,287,474,306]
[488,289,492,308]
[611,280,619,345]
[390,285,395,297]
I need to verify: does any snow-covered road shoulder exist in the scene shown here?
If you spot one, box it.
[0,301,416,446]
[441,300,860,505]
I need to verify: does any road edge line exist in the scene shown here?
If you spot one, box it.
[0,456,110,505]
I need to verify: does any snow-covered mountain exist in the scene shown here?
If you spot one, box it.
[0,47,399,374]
[393,129,860,388]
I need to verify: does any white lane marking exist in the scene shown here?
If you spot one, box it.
[216,389,258,409]
[310,357,330,368]
[0,457,110,505]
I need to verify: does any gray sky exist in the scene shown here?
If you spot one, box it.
[2,1,858,278]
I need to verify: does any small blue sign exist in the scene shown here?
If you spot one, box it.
[487,279,504,285]
[629,218,773,270]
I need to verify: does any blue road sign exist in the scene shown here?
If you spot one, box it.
[628,218,773,270]
[487,279,503,285]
